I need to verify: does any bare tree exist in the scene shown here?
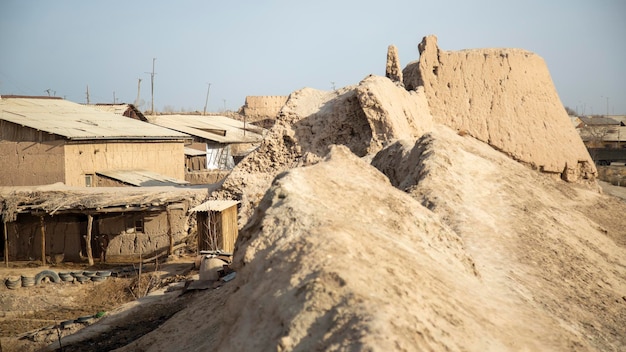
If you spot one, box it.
[202,212,220,251]
[580,125,611,148]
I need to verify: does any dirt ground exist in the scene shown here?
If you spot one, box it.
[0,256,198,352]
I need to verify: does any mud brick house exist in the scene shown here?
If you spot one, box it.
[0,96,191,187]
[0,184,208,265]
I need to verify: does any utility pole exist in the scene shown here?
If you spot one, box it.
[146,58,156,115]
[113,91,116,104]
[203,83,211,116]
[86,85,90,104]
[222,99,226,111]
[135,78,142,106]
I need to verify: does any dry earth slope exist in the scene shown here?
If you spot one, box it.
[118,131,625,351]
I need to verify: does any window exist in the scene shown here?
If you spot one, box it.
[126,215,144,233]
[85,174,94,187]
[134,218,144,233]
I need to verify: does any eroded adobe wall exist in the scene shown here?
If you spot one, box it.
[104,207,190,262]
[64,141,185,187]
[403,35,596,182]
[0,140,65,186]
[5,214,83,262]
[242,96,289,121]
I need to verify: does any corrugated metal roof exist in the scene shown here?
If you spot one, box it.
[96,169,189,187]
[190,200,240,212]
[0,97,190,140]
[149,114,266,144]
[579,116,620,126]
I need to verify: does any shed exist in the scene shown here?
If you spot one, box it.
[190,200,240,254]
[0,184,207,266]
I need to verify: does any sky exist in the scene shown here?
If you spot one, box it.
[0,0,624,115]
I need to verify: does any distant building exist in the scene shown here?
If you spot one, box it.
[0,96,191,187]
[148,114,267,184]
[241,96,288,128]
[576,116,625,149]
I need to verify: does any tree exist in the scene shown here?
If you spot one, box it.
[564,106,577,116]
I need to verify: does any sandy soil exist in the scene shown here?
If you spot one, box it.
[0,257,197,352]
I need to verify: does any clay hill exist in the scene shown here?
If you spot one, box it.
[74,35,626,351]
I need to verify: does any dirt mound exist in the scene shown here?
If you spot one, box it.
[114,131,625,351]
[213,75,433,225]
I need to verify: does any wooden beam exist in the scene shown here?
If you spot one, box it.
[39,216,46,265]
[86,214,94,266]
[4,221,8,267]
[166,207,174,256]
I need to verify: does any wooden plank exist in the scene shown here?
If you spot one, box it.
[40,216,46,265]
[4,221,8,267]
[86,214,94,266]
[166,207,174,256]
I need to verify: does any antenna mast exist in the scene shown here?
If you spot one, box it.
[86,85,90,104]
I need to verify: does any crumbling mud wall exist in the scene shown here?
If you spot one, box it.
[5,214,84,262]
[403,35,596,183]
[214,77,435,225]
[241,96,288,121]
[103,206,190,262]
[355,75,432,152]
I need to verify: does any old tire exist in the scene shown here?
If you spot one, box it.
[5,277,21,290]
[34,270,61,285]
[75,275,91,284]
[58,272,74,282]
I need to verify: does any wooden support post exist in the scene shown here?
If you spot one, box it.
[4,221,8,268]
[86,214,94,266]
[166,207,174,256]
[40,216,46,265]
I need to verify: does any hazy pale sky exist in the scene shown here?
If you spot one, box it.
[1,0,624,115]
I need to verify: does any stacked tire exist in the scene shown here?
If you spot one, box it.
[21,275,36,287]
[5,277,21,290]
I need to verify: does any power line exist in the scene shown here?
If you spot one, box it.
[145,58,156,114]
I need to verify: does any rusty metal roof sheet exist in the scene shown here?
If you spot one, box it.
[96,169,189,187]
[0,97,189,140]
